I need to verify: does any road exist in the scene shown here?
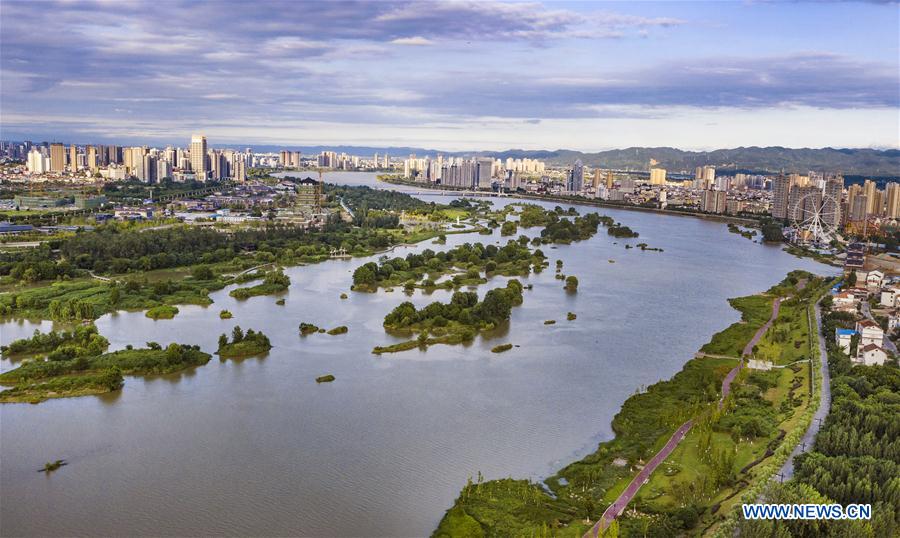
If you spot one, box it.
[583,296,783,537]
[778,296,832,480]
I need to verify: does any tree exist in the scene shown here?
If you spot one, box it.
[565,275,579,292]
[191,265,214,280]
[232,325,244,343]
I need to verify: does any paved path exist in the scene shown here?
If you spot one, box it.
[584,296,783,538]
[584,420,694,537]
[778,296,832,480]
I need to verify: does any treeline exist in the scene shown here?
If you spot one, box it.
[352,240,543,291]
[1,324,108,357]
[5,219,393,276]
[788,307,900,536]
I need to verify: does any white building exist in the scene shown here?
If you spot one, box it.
[26,148,50,174]
[856,269,884,290]
[835,328,857,355]
[832,291,858,312]
[856,344,888,366]
[856,319,884,348]
[880,288,899,307]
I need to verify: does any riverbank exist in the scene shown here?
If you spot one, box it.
[377,175,761,226]
[433,271,830,537]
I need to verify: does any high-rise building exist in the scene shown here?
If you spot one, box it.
[701,189,727,214]
[86,146,98,173]
[606,170,614,189]
[772,175,792,220]
[567,160,584,193]
[823,176,843,228]
[592,169,602,189]
[50,143,66,172]
[863,179,876,214]
[190,134,208,180]
[649,167,666,185]
[69,145,79,172]
[885,182,900,218]
[26,148,49,174]
[850,194,868,222]
[476,158,494,189]
[157,159,172,181]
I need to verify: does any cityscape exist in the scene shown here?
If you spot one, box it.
[1,2,898,538]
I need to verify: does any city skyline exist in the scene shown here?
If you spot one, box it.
[1,1,898,151]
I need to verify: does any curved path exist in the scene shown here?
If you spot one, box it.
[778,296,831,480]
[584,296,783,538]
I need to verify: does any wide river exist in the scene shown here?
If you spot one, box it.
[0,172,834,536]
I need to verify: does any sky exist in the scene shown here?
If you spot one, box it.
[1,0,898,151]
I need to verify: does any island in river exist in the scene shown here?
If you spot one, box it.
[0,171,837,538]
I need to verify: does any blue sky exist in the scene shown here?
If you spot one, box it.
[1,0,898,151]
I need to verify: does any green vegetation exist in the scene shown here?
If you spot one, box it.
[327,326,348,335]
[0,276,223,321]
[229,270,290,299]
[544,319,556,325]
[340,293,348,299]
[275,298,286,305]
[299,322,320,335]
[727,223,756,240]
[145,304,179,319]
[384,280,523,333]
[564,275,579,292]
[217,326,272,358]
[491,343,513,353]
[352,241,543,292]
[500,220,518,236]
[608,223,639,238]
[567,312,577,321]
[316,374,335,383]
[219,309,233,319]
[434,272,831,537]
[0,344,210,403]
[40,460,67,473]
[1,324,108,357]
[735,306,900,537]
[374,281,524,354]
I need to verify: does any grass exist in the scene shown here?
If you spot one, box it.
[433,272,830,537]
[326,326,348,335]
[0,345,211,403]
[315,374,335,383]
[217,340,272,358]
[145,304,179,319]
[491,343,513,353]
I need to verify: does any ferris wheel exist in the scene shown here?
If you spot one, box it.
[791,193,839,245]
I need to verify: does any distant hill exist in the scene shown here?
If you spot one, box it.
[469,147,900,176]
[242,144,899,176]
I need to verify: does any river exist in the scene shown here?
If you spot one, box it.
[0,172,835,536]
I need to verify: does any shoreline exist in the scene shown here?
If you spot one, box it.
[377,175,762,226]
[434,272,832,537]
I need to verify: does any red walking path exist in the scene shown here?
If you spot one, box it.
[584,297,783,538]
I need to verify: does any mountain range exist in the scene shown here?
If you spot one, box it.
[243,145,900,176]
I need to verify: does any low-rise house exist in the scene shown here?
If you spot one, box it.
[833,291,858,312]
[836,328,858,355]
[856,343,888,366]
[890,312,900,333]
[881,288,899,307]
[849,287,870,301]
[866,270,885,289]
[856,319,884,347]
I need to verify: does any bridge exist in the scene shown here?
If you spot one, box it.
[402,189,508,197]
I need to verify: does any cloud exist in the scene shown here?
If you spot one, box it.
[391,36,434,46]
